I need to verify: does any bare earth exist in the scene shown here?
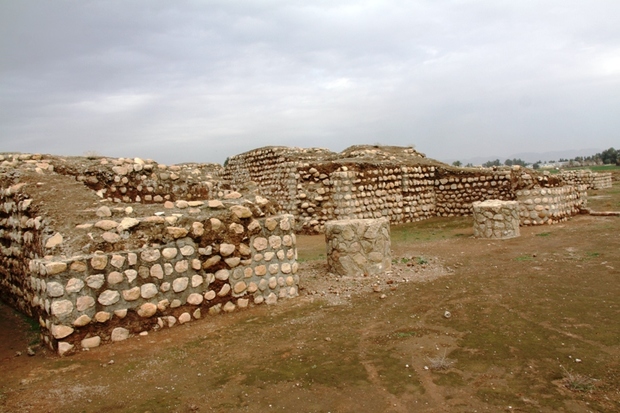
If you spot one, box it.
[1,188,619,412]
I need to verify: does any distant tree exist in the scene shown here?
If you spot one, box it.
[600,147,618,164]
[533,162,541,170]
[483,159,501,167]
[465,163,474,167]
[504,159,513,166]
[452,160,462,167]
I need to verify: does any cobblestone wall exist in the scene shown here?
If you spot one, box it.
[516,185,587,225]
[560,170,612,190]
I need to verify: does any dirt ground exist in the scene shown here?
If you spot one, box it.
[1,187,619,412]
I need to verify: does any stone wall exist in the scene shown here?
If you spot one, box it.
[0,154,298,355]
[560,170,612,190]
[516,185,587,225]
[0,153,224,204]
[224,146,593,233]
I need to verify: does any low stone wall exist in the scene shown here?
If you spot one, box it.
[0,153,224,204]
[0,163,298,355]
[516,185,586,225]
[29,213,297,355]
[325,218,391,276]
[560,170,612,190]
[472,200,520,239]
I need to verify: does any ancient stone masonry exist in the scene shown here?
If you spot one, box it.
[516,185,587,226]
[325,218,391,276]
[223,146,598,234]
[472,200,520,239]
[0,153,298,355]
[559,170,612,190]
[0,153,224,204]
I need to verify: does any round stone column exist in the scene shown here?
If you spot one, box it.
[325,218,391,276]
[472,200,520,239]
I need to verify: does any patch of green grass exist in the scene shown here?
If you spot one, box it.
[536,232,552,237]
[561,366,595,392]
[515,254,534,261]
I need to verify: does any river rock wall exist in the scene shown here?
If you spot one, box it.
[0,154,298,355]
[224,146,592,233]
[560,170,612,190]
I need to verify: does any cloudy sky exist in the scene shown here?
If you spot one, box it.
[1,1,619,165]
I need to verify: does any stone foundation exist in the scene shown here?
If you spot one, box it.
[472,200,520,239]
[325,218,391,276]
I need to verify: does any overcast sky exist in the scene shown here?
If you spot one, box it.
[1,1,619,165]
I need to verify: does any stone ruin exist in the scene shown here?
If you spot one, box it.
[224,145,608,233]
[0,147,612,355]
[0,153,298,355]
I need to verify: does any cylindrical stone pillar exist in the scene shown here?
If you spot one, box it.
[325,217,391,276]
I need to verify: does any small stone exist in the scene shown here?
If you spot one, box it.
[47,282,64,298]
[166,227,189,238]
[107,271,123,285]
[114,309,128,318]
[140,283,158,299]
[86,274,105,289]
[137,303,157,318]
[223,302,236,312]
[204,290,216,300]
[140,249,161,262]
[187,293,203,305]
[162,247,178,259]
[73,314,91,327]
[230,205,253,218]
[117,217,139,231]
[95,220,118,231]
[172,277,189,292]
[90,255,108,270]
[178,312,191,324]
[81,336,101,349]
[111,327,130,342]
[51,324,74,339]
[94,311,111,323]
[96,206,112,217]
[76,295,95,311]
[51,300,73,317]
[45,233,63,249]
[219,243,235,256]
[98,290,120,306]
[58,342,74,356]
[102,232,121,243]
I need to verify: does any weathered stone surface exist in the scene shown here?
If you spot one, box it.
[162,247,178,259]
[137,303,157,318]
[166,227,189,238]
[204,290,216,300]
[122,287,141,301]
[45,233,63,249]
[140,283,158,299]
[110,254,126,268]
[47,282,64,297]
[91,255,108,270]
[187,293,203,305]
[180,245,195,256]
[98,290,120,306]
[230,205,253,218]
[253,237,268,251]
[102,231,121,243]
[86,274,105,289]
[81,336,101,349]
[111,327,130,342]
[174,260,189,273]
[76,295,95,311]
[95,220,118,231]
[73,314,91,327]
[58,341,74,356]
[150,264,164,279]
[51,300,74,317]
[178,312,191,324]
[96,206,112,217]
[107,271,123,285]
[94,311,111,323]
[172,277,189,292]
[220,243,235,256]
[215,269,229,281]
[141,249,161,262]
[45,262,67,275]
[51,324,74,339]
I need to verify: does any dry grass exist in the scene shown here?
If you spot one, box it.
[427,349,456,371]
